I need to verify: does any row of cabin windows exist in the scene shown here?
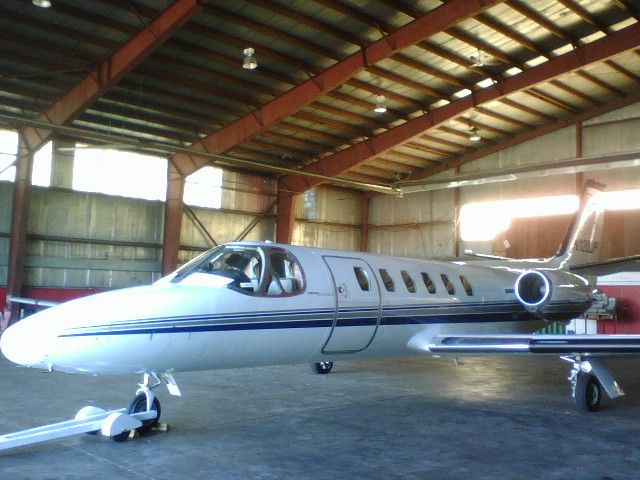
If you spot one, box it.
[353,266,473,297]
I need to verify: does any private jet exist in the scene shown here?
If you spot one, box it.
[2,181,640,443]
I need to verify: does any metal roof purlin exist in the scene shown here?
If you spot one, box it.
[20,0,202,151]
[278,21,640,194]
[171,0,502,176]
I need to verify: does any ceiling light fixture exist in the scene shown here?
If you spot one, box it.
[374,95,387,113]
[468,127,481,142]
[32,0,52,7]
[242,47,257,70]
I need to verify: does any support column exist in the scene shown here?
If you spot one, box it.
[276,186,295,244]
[162,164,185,275]
[6,136,35,324]
[360,193,371,252]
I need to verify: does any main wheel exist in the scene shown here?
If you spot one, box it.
[575,373,602,412]
[311,362,334,374]
[127,393,161,434]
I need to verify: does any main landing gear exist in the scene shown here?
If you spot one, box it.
[564,356,624,412]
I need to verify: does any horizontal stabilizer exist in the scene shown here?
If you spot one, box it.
[429,334,640,355]
[569,254,640,277]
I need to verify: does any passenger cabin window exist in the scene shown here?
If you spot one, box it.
[379,268,395,292]
[460,275,474,296]
[421,273,436,294]
[401,270,416,293]
[173,245,304,297]
[440,274,455,295]
[354,267,370,291]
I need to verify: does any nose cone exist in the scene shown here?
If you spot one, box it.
[1,318,49,368]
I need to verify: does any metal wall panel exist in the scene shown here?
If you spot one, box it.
[221,172,276,214]
[582,103,640,190]
[292,187,362,251]
[21,188,163,288]
[295,188,361,223]
[179,208,275,250]
[369,189,455,259]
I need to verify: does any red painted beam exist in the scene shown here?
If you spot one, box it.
[275,190,296,244]
[410,89,640,181]
[279,22,640,194]
[162,164,186,275]
[6,139,34,324]
[171,0,501,175]
[21,0,202,151]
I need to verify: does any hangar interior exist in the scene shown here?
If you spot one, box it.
[1,0,639,329]
[1,0,640,477]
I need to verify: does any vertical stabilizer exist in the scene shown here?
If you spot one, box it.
[554,181,606,269]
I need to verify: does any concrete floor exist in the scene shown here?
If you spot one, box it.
[2,353,640,479]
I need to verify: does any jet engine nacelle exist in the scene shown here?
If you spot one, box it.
[514,269,594,321]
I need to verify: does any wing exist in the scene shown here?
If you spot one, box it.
[569,254,640,277]
[428,334,640,355]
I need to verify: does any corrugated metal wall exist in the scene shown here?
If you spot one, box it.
[367,101,640,260]
[0,170,277,290]
[292,188,361,251]
[25,188,164,288]
[2,102,640,291]
[369,189,455,259]
[178,172,277,264]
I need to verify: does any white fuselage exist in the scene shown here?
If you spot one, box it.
[0,242,593,376]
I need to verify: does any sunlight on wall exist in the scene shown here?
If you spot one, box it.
[183,166,223,209]
[0,130,18,181]
[461,190,640,241]
[73,147,167,201]
[32,141,52,187]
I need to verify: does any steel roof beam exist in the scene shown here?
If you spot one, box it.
[406,89,640,183]
[278,22,640,193]
[18,0,201,151]
[171,0,501,175]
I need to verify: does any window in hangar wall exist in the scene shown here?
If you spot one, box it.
[73,146,168,201]
[183,166,223,209]
[0,129,51,187]
[460,191,640,242]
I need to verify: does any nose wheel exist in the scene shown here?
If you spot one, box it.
[112,374,163,442]
[311,361,334,374]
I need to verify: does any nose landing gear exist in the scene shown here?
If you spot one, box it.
[112,372,164,442]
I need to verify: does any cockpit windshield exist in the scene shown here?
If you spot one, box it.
[167,245,304,296]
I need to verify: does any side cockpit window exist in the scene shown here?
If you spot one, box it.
[175,245,304,297]
[262,248,304,297]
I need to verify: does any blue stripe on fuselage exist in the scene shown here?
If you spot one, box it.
[56,300,586,338]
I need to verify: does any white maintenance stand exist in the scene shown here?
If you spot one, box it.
[0,405,157,451]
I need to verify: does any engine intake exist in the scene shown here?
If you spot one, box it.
[515,270,551,308]
[514,269,594,321]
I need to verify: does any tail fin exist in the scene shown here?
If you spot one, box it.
[554,181,606,269]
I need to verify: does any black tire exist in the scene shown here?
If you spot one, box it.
[127,393,161,435]
[575,373,602,412]
[111,429,131,443]
[312,362,334,374]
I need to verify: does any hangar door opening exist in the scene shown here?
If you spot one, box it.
[322,256,381,353]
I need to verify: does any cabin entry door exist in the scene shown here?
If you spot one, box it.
[322,256,381,353]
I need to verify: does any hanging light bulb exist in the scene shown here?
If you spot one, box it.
[468,127,481,142]
[242,47,257,70]
[32,0,52,7]
[374,95,387,113]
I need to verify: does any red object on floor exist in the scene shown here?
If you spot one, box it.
[597,273,640,334]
